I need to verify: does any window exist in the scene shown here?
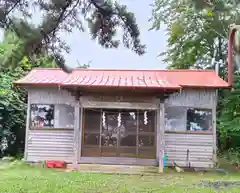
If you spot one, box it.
[82,108,156,159]
[165,106,212,132]
[30,104,54,127]
[30,104,74,128]
[55,104,74,128]
[187,108,212,131]
[165,107,186,131]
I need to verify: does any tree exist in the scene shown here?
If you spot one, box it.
[0,0,145,72]
[150,0,240,70]
[0,30,56,157]
[150,0,240,152]
[218,73,240,150]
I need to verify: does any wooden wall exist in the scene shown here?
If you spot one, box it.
[164,89,216,168]
[27,129,74,162]
[25,87,217,168]
[28,88,75,105]
[165,133,214,168]
[25,88,76,162]
[165,89,215,108]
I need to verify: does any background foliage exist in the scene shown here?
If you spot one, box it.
[150,0,240,157]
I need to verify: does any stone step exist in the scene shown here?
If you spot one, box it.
[67,164,158,174]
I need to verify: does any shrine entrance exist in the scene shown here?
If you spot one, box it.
[81,108,156,159]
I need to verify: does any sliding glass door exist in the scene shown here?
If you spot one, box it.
[81,108,156,159]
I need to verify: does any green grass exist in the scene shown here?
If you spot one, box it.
[0,163,240,193]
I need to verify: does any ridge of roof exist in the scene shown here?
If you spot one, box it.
[30,67,216,72]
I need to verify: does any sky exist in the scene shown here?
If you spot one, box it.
[62,0,168,69]
[1,0,168,69]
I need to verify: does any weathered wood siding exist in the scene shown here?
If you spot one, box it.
[27,129,74,162]
[28,88,75,105]
[26,88,76,162]
[164,89,216,168]
[165,133,214,168]
[165,89,216,108]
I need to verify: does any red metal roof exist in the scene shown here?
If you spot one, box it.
[14,68,229,89]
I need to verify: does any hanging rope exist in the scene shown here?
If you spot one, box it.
[117,112,122,127]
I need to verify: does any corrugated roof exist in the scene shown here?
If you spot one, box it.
[14,68,229,89]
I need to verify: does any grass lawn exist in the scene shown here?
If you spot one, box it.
[0,163,240,193]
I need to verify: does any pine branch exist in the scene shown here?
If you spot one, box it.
[0,0,145,73]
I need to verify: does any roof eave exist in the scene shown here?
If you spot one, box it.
[180,85,229,89]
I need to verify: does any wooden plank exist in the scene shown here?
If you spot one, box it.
[28,88,75,105]
[165,131,213,135]
[27,156,73,163]
[165,152,212,159]
[28,130,74,136]
[28,152,74,156]
[81,95,157,103]
[24,94,31,160]
[165,145,213,152]
[27,129,74,163]
[27,147,74,151]
[165,89,215,108]
[81,100,158,109]
[30,127,74,131]
[167,160,214,168]
[165,134,213,142]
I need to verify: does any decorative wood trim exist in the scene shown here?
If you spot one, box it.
[165,131,213,135]
[24,94,31,160]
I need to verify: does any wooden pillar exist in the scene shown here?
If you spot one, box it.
[157,97,165,173]
[78,106,83,158]
[24,94,31,161]
[212,92,217,166]
[73,100,80,168]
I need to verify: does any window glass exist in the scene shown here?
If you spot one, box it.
[30,104,74,128]
[30,104,54,127]
[165,106,186,131]
[187,108,212,131]
[55,104,74,128]
[165,106,212,132]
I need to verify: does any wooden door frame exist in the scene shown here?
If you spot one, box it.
[80,108,157,160]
